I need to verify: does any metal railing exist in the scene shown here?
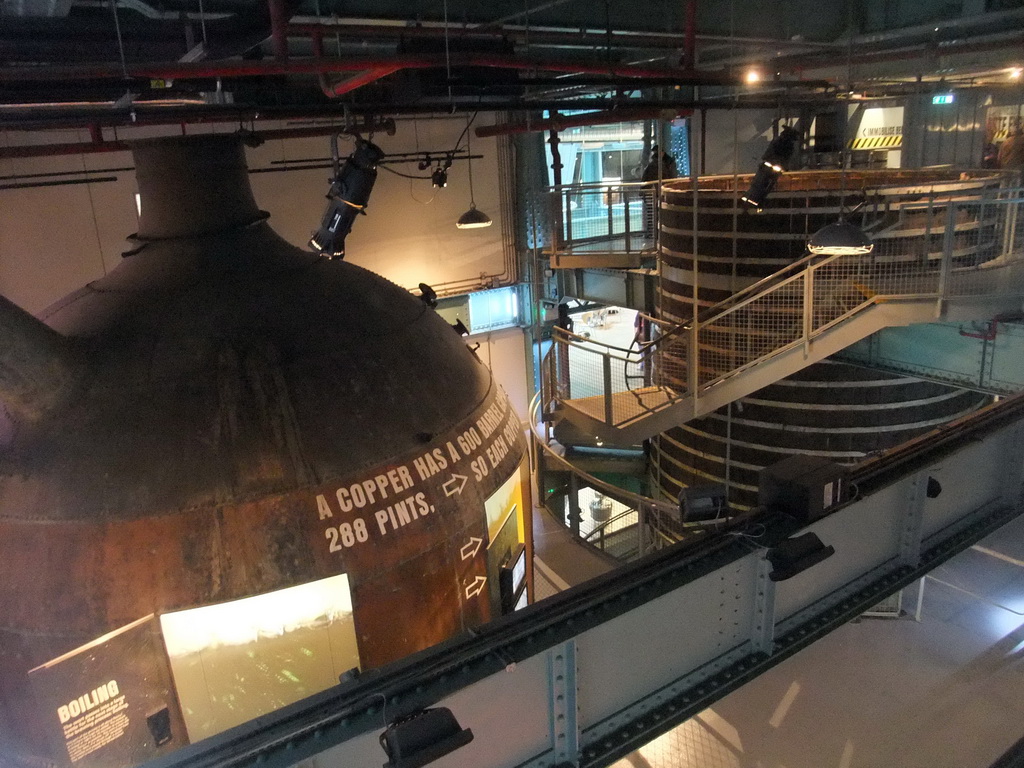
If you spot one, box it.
[538,181,658,256]
[531,393,727,563]
[543,190,1024,430]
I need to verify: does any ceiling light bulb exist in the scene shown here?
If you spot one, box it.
[745,69,760,84]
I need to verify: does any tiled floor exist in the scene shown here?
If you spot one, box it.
[542,513,1024,768]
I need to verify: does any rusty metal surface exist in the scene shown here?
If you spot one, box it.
[0,135,527,763]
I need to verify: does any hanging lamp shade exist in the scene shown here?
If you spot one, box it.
[456,203,492,229]
[808,220,874,255]
[455,114,492,230]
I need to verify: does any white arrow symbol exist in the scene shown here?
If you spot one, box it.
[464,576,487,599]
[442,474,468,497]
[460,537,483,560]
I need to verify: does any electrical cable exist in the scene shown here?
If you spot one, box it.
[379,165,433,180]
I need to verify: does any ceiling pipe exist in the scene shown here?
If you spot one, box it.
[476,107,691,138]
[267,0,291,61]
[308,31,404,98]
[682,0,697,71]
[0,96,853,133]
[0,120,395,160]
[286,18,839,51]
[774,29,1024,74]
[71,0,232,21]
[0,53,799,87]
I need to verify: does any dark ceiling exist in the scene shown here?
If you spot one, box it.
[0,0,1022,130]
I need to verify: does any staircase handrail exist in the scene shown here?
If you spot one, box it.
[648,249,849,349]
[530,391,680,517]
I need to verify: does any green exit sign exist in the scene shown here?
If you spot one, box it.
[932,93,955,105]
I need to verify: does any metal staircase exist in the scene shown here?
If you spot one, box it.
[543,192,1024,445]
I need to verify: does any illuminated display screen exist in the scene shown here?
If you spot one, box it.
[514,589,529,611]
[510,545,526,594]
[932,93,955,105]
[160,573,360,742]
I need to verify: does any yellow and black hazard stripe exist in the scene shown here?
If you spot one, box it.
[849,135,903,150]
[993,130,1009,141]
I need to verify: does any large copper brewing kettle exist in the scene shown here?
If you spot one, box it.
[0,134,525,763]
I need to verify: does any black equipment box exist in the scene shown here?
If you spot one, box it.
[758,455,848,524]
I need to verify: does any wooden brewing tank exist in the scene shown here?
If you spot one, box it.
[653,169,1009,507]
[0,134,527,765]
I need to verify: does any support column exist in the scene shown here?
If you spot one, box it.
[549,640,580,767]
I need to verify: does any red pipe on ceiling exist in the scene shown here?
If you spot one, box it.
[324,65,404,98]
[683,0,697,70]
[0,53,729,85]
[267,0,292,61]
[475,107,691,137]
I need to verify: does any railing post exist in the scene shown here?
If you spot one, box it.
[563,189,573,248]
[606,187,614,240]
[803,268,814,354]
[937,200,956,317]
[637,504,647,558]
[556,332,571,401]
[568,473,581,538]
[687,321,699,400]
[623,188,632,253]
[923,191,934,267]
[603,352,613,425]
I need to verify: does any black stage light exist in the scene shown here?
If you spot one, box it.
[418,283,438,308]
[451,318,470,336]
[767,532,835,582]
[678,484,729,523]
[761,126,802,172]
[309,139,385,259]
[431,167,448,188]
[741,126,802,209]
[741,162,779,210]
[380,707,473,768]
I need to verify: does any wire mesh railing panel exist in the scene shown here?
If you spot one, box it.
[540,183,657,255]
[697,275,806,386]
[551,329,665,425]
[948,198,1024,297]
[548,192,1024,431]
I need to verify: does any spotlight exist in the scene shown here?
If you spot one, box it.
[740,163,779,210]
[678,484,729,523]
[807,220,874,255]
[766,532,835,582]
[309,138,385,259]
[418,283,438,308]
[451,318,470,336]
[1012,67,1023,80]
[761,127,801,173]
[745,68,761,84]
[741,126,801,209]
[431,167,448,188]
[379,707,473,768]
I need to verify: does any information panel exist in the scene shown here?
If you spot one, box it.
[28,616,185,768]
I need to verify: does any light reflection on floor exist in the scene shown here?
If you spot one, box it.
[586,514,1024,768]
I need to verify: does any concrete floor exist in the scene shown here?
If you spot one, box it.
[595,513,1024,768]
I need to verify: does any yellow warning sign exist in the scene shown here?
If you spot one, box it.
[849,135,903,150]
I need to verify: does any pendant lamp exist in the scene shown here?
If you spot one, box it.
[808,218,874,255]
[456,120,492,229]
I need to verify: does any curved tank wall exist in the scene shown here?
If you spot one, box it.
[0,135,527,765]
[653,170,1002,507]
